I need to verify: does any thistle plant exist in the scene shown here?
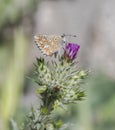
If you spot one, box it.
[22,40,88,130]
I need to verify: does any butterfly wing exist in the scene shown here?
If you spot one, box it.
[34,34,62,56]
[47,35,62,54]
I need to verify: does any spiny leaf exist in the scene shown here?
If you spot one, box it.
[41,107,49,114]
[36,86,47,94]
[55,120,63,128]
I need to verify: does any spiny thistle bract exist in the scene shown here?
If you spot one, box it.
[22,42,88,130]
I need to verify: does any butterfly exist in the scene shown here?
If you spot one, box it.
[34,34,77,56]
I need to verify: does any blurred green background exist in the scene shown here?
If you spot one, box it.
[0,0,115,130]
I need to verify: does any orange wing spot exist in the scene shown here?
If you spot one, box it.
[37,35,41,42]
[44,48,52,56]
[43,38,48,43]
[41,44,45,48]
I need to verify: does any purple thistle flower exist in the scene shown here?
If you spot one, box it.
[64,43,80,61]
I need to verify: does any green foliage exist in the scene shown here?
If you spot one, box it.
[0,0,38,29]
[0,29,28,130]
[89,73,115,130]
[35,58,87,107]
[24,56,88,130]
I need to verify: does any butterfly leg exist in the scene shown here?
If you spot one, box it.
[54,51,58,58]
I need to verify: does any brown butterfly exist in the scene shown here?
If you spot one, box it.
[34,34,77,56]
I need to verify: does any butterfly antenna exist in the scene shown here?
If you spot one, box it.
[61,34,77,37]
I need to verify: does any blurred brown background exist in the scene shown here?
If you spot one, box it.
[0,0,115,130]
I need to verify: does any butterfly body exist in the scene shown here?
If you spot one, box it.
[34,34,77,56]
